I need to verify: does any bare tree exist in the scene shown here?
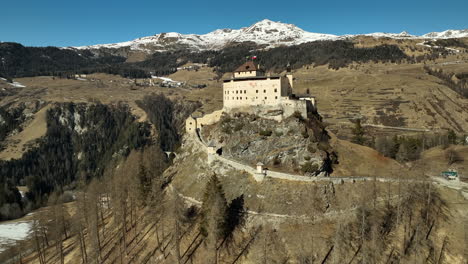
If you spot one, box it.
[445,148,463,165]
[87,179,103,263]
[74,190,89,264]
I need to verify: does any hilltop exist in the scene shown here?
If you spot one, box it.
[72,19,468,53]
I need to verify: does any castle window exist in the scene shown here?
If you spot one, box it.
[275,96,278,99]
[244,90,246,93]
[240,97,242,100]
[274,89,277,92]
[264,90,266,93]
[265,97,267,100]
[236,97,238,100]
[256,90,258,93]
[236,90,238,94]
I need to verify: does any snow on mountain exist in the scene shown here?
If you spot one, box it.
[348,31,416,39]
[72,20,467,52]
[73,19,340,52]
[422,29,468,39]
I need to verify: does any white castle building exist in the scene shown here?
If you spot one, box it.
[222,61,315,117]
[186,61,315,133]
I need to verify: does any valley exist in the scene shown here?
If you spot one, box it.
[0,19,467,263]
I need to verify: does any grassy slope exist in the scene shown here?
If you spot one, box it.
[0,105,50,160]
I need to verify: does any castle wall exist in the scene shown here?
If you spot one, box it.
[195,110,223,129]
[223,77,285,109]
[224,98,309,121]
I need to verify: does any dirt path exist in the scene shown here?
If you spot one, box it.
[191,128,468,195]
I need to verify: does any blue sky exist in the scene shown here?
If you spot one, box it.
[1,0,467,47]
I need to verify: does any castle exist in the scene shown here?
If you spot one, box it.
[223,61,315,117]
[186,61,315,133]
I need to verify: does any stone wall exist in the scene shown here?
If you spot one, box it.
[224,98,311,121]
[195,110,223,129]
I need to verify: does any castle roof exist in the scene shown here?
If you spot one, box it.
[234,61,260,72]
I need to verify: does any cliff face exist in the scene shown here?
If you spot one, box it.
[201,112,336,176]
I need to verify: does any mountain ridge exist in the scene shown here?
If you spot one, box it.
[72,19,468,52]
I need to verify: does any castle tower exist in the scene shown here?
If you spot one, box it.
[233,61,264,78]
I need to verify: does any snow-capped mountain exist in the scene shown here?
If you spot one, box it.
[72,19,467,52]
[349,31,416,38]
[73,19,340,52]
[422,29,468,39]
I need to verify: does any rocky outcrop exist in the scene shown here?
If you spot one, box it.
[201,112,336,176]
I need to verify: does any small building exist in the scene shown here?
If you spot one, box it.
[256,162,265,174]
[185,116,197,133]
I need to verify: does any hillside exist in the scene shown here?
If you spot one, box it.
[0,23,467,263]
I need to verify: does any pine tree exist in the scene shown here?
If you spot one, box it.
[447,129,457,145]
[352,119,366,145]
[396,143,409,162]
[200,174,228,264]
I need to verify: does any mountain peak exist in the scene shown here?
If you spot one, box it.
[72,20,468,52]
[256,18,275,24]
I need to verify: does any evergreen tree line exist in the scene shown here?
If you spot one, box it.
[0,94,198,221]
[373,130,463,162]
[1,41,413,80]
[136,93,201,151]
[0,106,24,143]
[0,102,151,220]
[429,39,468,49]
[0,42,148,79]
[177,40,410,74]
[424,66,468,98]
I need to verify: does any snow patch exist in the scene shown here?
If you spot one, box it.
[9,81,26,88]
[0,221,32,253]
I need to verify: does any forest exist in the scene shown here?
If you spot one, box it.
[0,42,149,79]
[0,94,199,221]
[140,40,410,76]
[351,119,465,162]
[0,102,151,219]
[424,66,468,98]
[1,40,412,80]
